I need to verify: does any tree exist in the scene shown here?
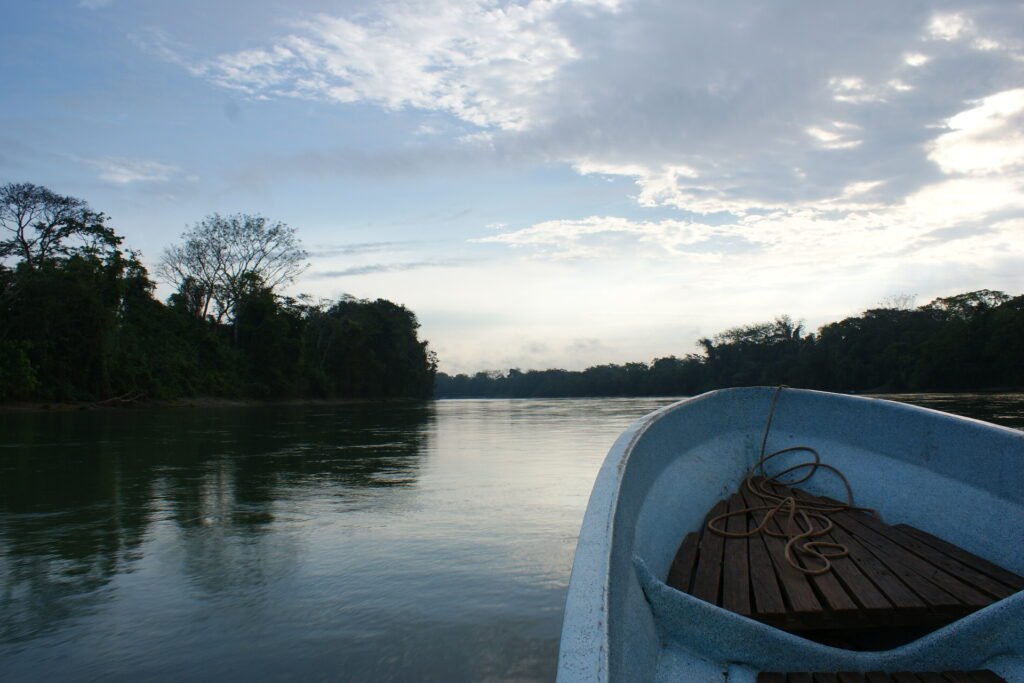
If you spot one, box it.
[922,289,1010,320]
[0,182,119,268]
[158,213,307,323]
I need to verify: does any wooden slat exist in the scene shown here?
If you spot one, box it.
[741,489,843,618]
[690,500,728,604]
[941,673,1006,683]
[832,510,988,608]
[786,489,961,610]
[840,512,1015,601]
[722,493,752,616]
[764,479,890,613]
[752,480,866,618]
[817,524,893,613]
[941,674,978,683]
[836,674,867,683]
[894,525,1024,593]
[822,518,926,611]
[746,492,787,618]
[785,514,860,616]
[797,490,996,609]
[741,486,823,618]
[667,532,700,593]
[758,674,1004,683]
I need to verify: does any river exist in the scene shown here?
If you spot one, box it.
[1,394,1022,681]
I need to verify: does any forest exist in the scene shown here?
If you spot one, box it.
[434,290,1024,398]
[0,183,437,402]
[4,183,1021,405]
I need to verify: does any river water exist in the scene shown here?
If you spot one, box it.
[1,394,1022,681]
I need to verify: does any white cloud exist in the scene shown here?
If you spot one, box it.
[924,10,1013,56]
[153,1,1024,214]
[904,52,931,67]
[806,124,862,150]
[573,159,695,180]
[904,176,1024,224]
[483,88,1024,272]
[478,215,715,259]
[829,76,880,104]
[928,89,1024,176]
[178,0,619,131]
[483,178,1024,273]
[973,37,1002,51]
[928,12,971,41]
[81,157,193,185]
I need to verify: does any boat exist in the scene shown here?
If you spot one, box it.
[557,387,1024,682]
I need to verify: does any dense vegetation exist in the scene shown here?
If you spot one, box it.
[4,183,1019,404]
[435,291,1024,398]
[0,183,437,402]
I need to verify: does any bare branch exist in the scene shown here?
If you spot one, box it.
[157,212,307,322]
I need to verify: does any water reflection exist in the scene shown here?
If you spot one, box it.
[0,402,434,648]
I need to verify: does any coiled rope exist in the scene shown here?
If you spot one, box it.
[705,386,878,576]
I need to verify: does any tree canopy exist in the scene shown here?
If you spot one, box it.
[0,182,119,267]
[158,213,307,323]
[0,185,436,403]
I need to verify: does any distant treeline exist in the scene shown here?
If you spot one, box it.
[0,183,437,402]
[435,290,1024,398]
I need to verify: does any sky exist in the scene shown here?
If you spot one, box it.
[2,0,1023,374]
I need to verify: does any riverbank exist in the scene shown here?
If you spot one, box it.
[0,396,428,412]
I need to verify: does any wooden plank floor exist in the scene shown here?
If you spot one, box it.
[667,480,1023,634]
[756,671,1005,683]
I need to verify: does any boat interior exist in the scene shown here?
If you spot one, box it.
[559,388,1024,683]
[665,475,1024,651]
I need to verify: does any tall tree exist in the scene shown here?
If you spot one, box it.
[0,182,119,268]
[158,213,307,322]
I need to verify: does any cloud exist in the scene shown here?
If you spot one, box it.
[308,259,467,278]
[904,52,931,67]
[484,73,1024,270]
[307,241,415,258]
[161,0,621,131]
[79,157,195,185]
[928,88,1024,176]
[806,122,863,150]
[484,168,1024,269]
[531,2,1023,213]
[479,215,718,260]
[149,1,1024,213]
[928,12,972,41]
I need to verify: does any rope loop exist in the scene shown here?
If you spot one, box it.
[705,386,877,576]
